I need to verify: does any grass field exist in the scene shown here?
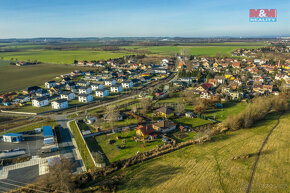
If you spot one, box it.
[173,117,213,127]
[113,112,289,193]
[124,45,263,57]
[0,43,264,67]
[0,49,135,65]
[69,121,95,170]
[95,130,164,163]
[0,63,96,93]
[206,101,248,121]
[3,120,57,134]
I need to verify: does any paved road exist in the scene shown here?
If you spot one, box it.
[54,115,84,173]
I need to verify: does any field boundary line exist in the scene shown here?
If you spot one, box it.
[246,114,282,193]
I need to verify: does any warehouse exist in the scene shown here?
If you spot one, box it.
[3,133,24,143]
[43,126,54,145]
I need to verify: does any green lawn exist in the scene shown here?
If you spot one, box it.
[12,102,53,113]
[3,120,57,134]
[173,117,213,128]
[0,59,10,66]
[95,130,164,163]
[205,101,248,121]
[69,121,95,170]
[101,119,138,129]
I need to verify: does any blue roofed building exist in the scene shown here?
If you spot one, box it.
[3,133,23,143]
[43,126,53,138]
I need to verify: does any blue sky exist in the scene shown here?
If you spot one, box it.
[0,0,289,38]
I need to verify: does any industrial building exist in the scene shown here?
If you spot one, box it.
[3,133,24,143]
[43,126,55,145]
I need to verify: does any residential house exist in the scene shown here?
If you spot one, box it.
[196,83,212,93]
[76,81,90,87]
[78,94,93,103]
[152,120,176,133]
[51,99,68,109]
[121,81,133,89]
[95,89,109,97]
[180,77,193,84]
[136,125,155,138]
[110,85,123,93]
[229,91,243,100]
[32,97,49,107]
[104,79,116,86]
[215,76,225,84]
[155,106,174,118]
[65,82,76,90]
[263,85,273,93]
[91,83,104,91]
[23,86,42,94]
[17,95,31,103]
[36,90,50,97]
[78,86,92,94]
[60,92,75,100]
[45,81,57,89]
[200,91,212,99]
[61,77,71,84]
[232,62,241,68]
[153,68,168,74]
[208,79,218,87]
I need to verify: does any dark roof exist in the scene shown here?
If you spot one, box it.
[155,106,174,115]
[78,94,91,97]
[136,125,154,135]
[53,99,67,104]
[24,86,41,92]
[33,96,48,101]
[153,120,176,128]
[95,89,108,92]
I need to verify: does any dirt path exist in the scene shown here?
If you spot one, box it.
[246,114,281,193]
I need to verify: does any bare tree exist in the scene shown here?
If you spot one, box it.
[104,105,120,128]
[36,158,76,192]
[176,103,185,114]
[140,98,152,114]
[131,105,138,114]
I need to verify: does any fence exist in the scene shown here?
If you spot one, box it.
[74,120,106,168]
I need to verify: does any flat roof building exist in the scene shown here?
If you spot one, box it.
[3,133,23,143]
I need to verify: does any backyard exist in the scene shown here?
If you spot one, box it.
[94,130,164,163]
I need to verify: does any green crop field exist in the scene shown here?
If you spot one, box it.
[112,112,289,193]
[130,45,263,57]
[0,49,135,65]
[0,64,95,93]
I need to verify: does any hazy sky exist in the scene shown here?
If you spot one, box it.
[0,0,289,38]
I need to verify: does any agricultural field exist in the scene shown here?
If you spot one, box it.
[0,42,265,66]
[0,63,95,92]
[114,112,289,193]
[0,49,135,65]
[124,45,263,57]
